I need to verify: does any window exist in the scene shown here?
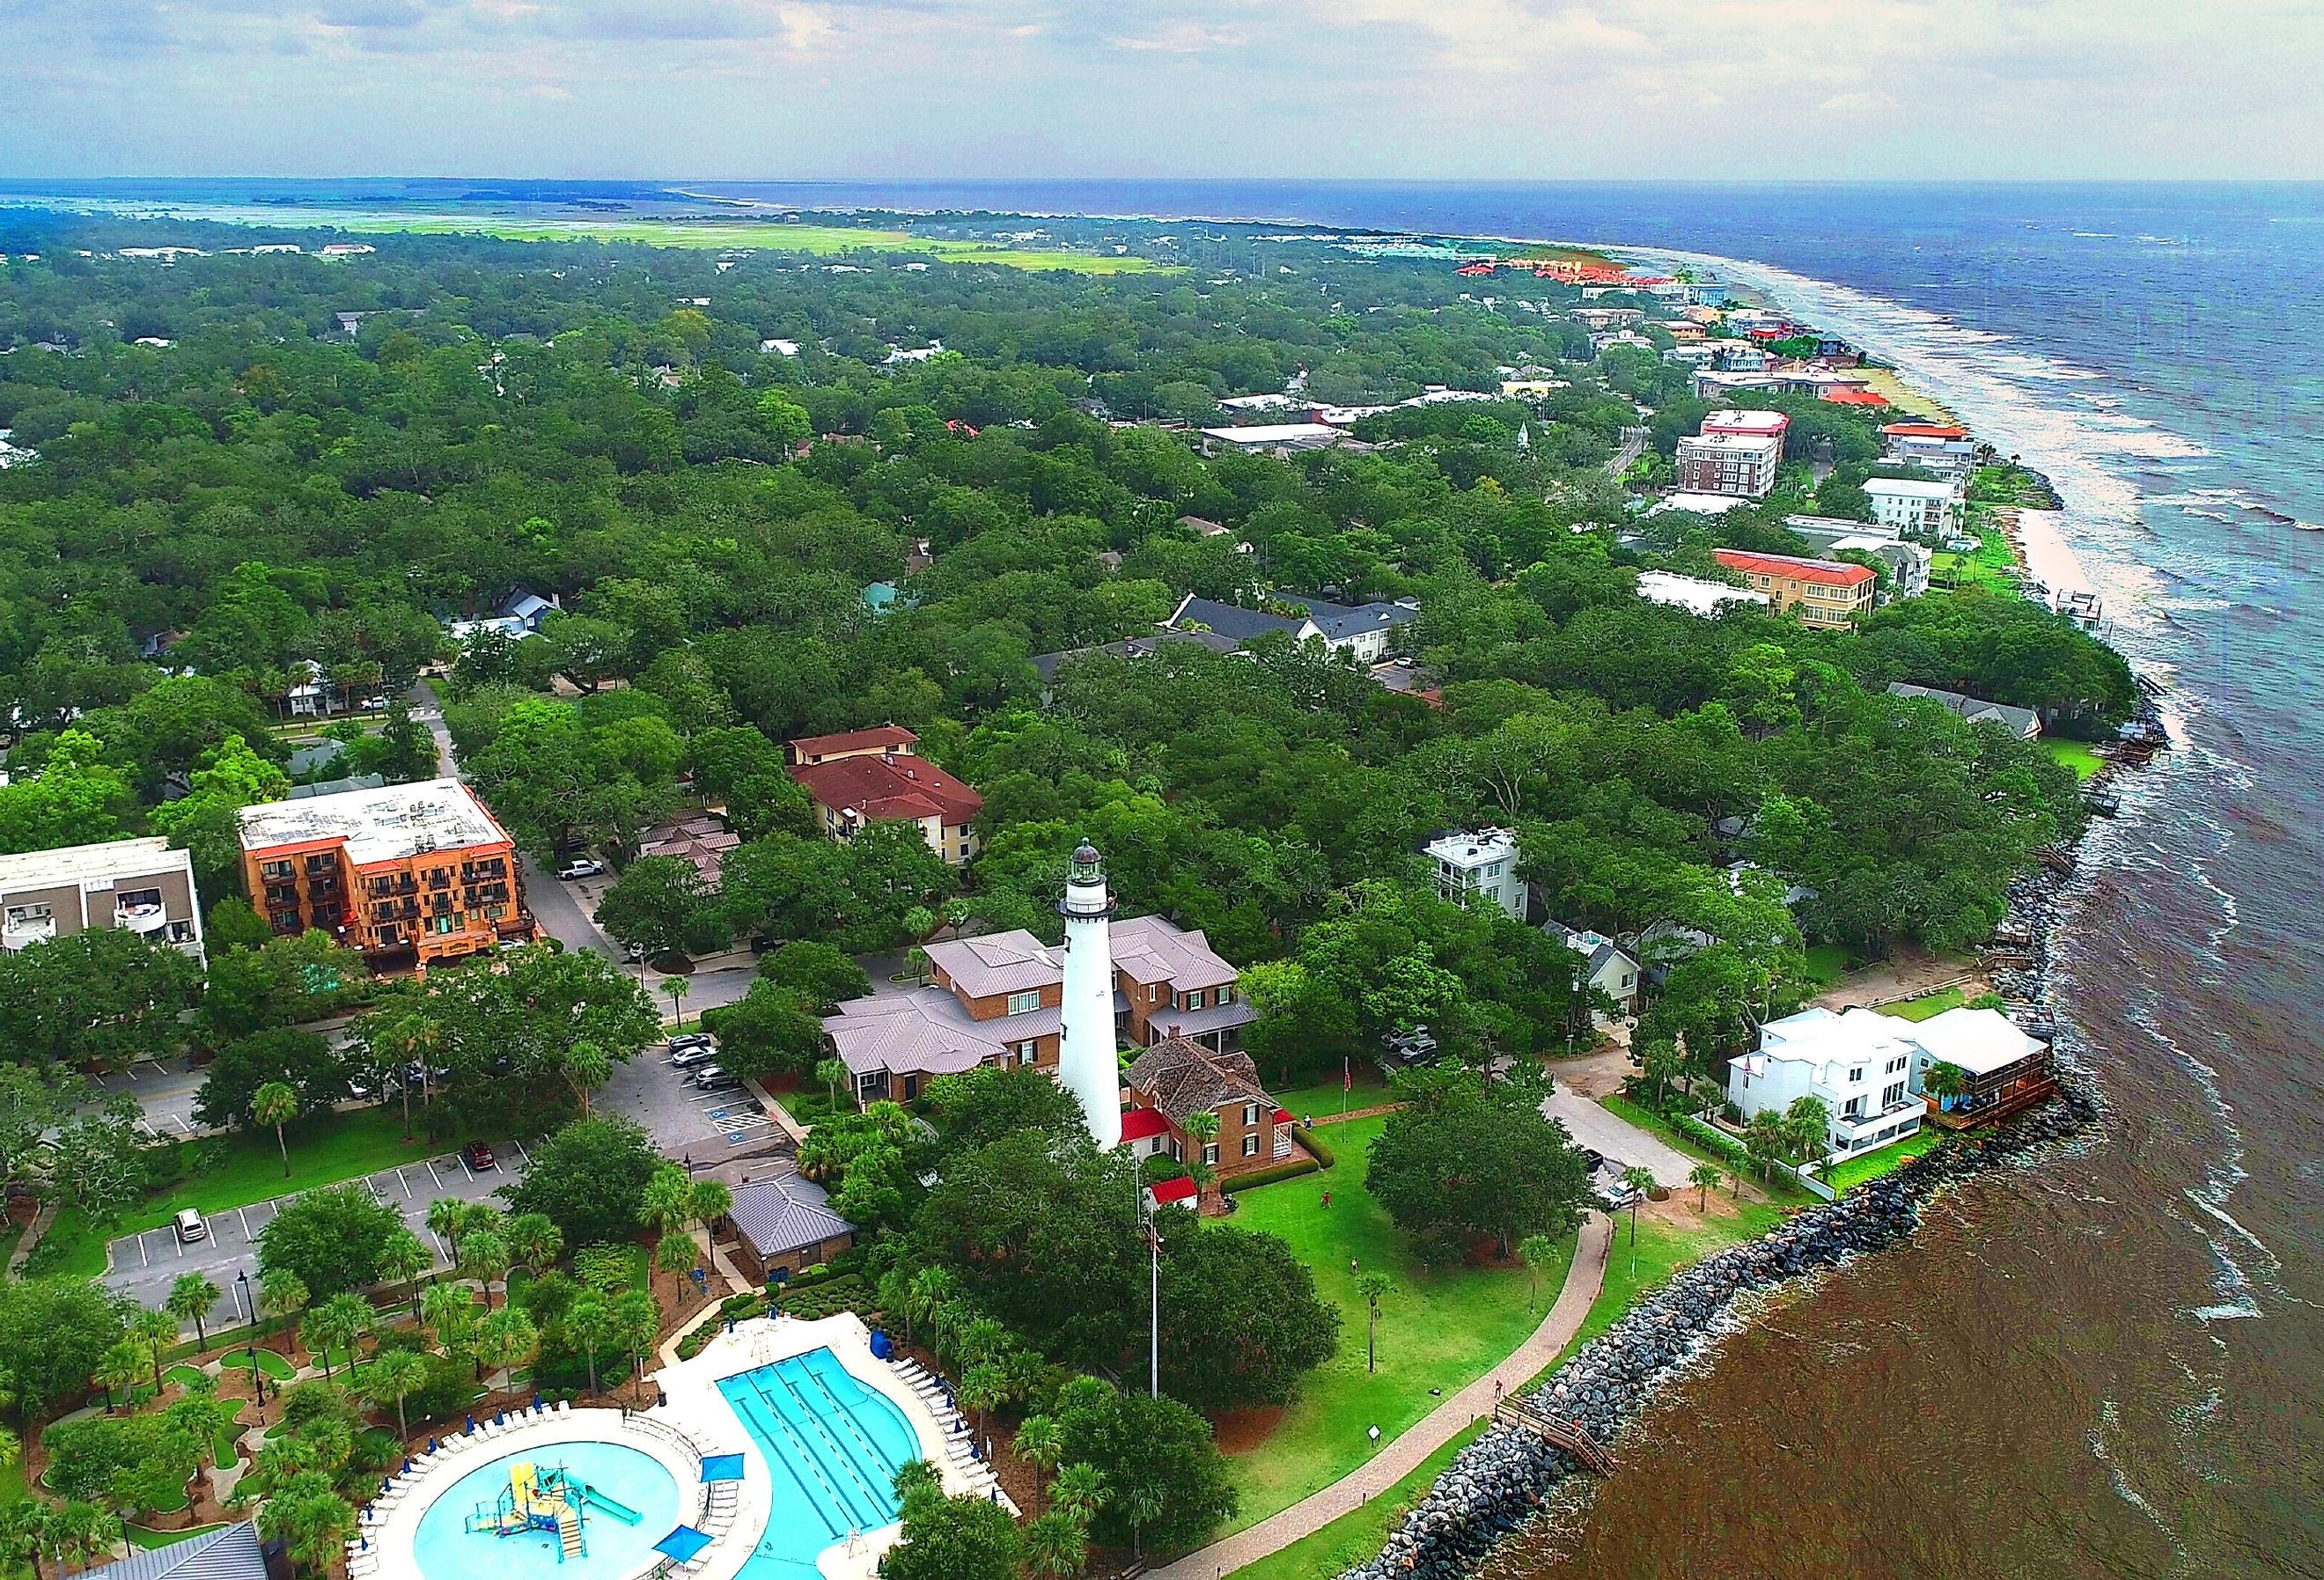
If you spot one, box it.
[1202,1143,1219,1166]
[260,860,294,883]
[1242,1135,1261,1158]
[1847,1067,1865,1084]
[1215,985,1232,1004]
[116,886,162,910]
[1012,1040,1038,1067]
[1242,1103,1259,1128]
[1883,1081,1907,1107]
[1183,989,1206,1011]
[165,921,195,944]
[1004,990,1041,1016]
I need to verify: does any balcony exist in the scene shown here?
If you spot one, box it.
[113,901,170,937]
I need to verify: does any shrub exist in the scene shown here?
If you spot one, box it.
[404,1355,483,1424]
[1290,1123,1334,1170]
[1140,1154,1189,1186]
[717,1291,761,1319]
[1220,1157,1320,1194]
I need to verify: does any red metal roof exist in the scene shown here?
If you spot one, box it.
[788,724,920,762]
[1272,1108,1292,1125]
[1880,423,1968,439]
[1120,1107,1172,1142]
[1714,548,1876,587]
[1820,388,1889,406]
[1149,1176,1197,1205]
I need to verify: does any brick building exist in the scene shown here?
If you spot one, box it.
[235,777,532,967]
[786,726,983,866]
[1123,1038,1293,1179]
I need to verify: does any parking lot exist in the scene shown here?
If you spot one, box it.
[599,1036,787,1171]
[102,1145,526,1336]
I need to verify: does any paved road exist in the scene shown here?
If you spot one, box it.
[1542,1089,1700,1191]
[94,1058,210,1140]
[103,1143,526,1336]
[1148,1213,1615,1580]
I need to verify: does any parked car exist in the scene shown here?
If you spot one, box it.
[556,857,605,881]
[345,1073,375,1102]
[668,1030,715,1052]
[693,1063,738,1091]
[670,1040,720,1069]
[175,1209,208,1244]
[359,694,390,712]
[461,1141,497,1172]
[1581,1148,1606,1174]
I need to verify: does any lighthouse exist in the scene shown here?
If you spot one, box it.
[1057,841,1122,1149]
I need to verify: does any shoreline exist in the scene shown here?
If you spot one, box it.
[1327,283,2159,1579]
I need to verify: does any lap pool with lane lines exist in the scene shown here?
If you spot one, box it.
[716,1348,922,1577]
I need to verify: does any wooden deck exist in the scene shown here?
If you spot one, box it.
[1493,1399,1618,1475]
[1924,1076,2057,1130]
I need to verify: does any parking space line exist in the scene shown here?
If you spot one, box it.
[136,1119,159,1140]
[427,1231,448,1260]
[238,1207,254,1239]
[454,1154,474,1182]
[511,1138,530,1167]
[136,1234,150,1268]
[424,1160,445,1190]
[173,1115,194,1135]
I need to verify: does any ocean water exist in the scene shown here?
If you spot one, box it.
[11,177,2323,1574]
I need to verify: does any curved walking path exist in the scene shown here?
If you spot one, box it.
[1150,1211,1616,1580]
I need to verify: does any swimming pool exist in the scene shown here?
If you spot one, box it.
[410,1439,683,1580]
[717,1348,922,1577]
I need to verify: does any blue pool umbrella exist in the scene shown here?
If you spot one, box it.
[699,1454,745,1483]
[654,1527,714,1565]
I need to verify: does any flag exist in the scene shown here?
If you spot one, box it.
[1342,1057,1351,1094]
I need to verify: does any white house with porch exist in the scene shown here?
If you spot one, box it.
[1726,1005,1925,1158]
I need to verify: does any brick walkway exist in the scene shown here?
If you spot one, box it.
[1148,1211,1616,1580]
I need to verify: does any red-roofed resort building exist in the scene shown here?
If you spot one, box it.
[1712,548,1878,630]
[786,725,984,866]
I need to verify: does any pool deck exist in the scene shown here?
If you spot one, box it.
[357,1313,974,1580]
[356,1407,707,1580]
[651,1312,982,1580]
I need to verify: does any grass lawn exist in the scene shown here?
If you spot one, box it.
[219,1348,298,1382]
[1229,1422,1488,1580]
[1802,943,1857,991]
[1884,986,1967,1022]
[1223,1116,1570,1530]
[33,1108,445,1279]
[1821,1128,1944,1194]
[162,1363,208,1391]
[1269,1069,1396,1126]
[1596,1094,1818,1209]
[2045,739,2107,782]
[1929,518,2027,599]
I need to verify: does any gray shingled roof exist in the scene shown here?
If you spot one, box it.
[730,1172,854,1261]
[1031,628,1241,682]
[1308,600,1419,641]
[1886,683,2041,739]
[85,1524,267,1580]
[1166,596,1312,643]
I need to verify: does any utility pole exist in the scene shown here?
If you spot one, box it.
[1144,1204,1163,1399]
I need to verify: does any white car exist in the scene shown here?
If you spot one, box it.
[555,858,605,881]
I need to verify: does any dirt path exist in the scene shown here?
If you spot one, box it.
[1145,1213,1615,1580]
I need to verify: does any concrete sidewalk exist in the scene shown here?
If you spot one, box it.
[1148,1212,1614,1580]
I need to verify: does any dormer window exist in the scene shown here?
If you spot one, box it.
[1004,990,1041,1016]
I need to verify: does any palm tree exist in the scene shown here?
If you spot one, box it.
[907,1267,957,1356]
[363,1349,429,1441]
[426,1195,471,1267]
[1689,1163,1725,1211]
[958,1362,1005,1448]
[0,1493,46,1580]
[460,1227,512,1312]
[639,1166,694,1240]
[302,1293,371,1385]
[1050,1461,1105,1524]
[505,1213,563,1279]
[664,975,688,1028]
[613,1290,660,1404]
[1116,1481,1164,1562]
[1516,1234,1556,1310]
[163,1386,233,1503]
[1744,1109,1788,1183]
[421,1282,477,1359]
[379,1229,434,1322]
[656,1232,698,1306]
[1023,1510,1088,1579]
[1014,1415,1063,1515]
[92,1341,142,1413]
[251,1081,299,1178]
[1638,1039,1681,1111]
[566,1292,614,1396]
[892,1459,943,1525]
[1618,1165,1656,1275]
[474,1305,540,1391]
[128,1306,177,1398]
[814,1055,848,1112]
[689,1179,732,1238]
[1923,1060,1969,1113]
[1356,1272,1391,1374]
[1783,1094,1833,1175]
[166,1274,220,1353]
[565,1040,611,1117]
[48,1501,121,1576]
[1180,1111,1219,1209]
[259,1472,353,1579]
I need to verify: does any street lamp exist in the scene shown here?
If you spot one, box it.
[237,1271,265,1407]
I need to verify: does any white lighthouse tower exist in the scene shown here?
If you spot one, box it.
[1057,841,1122,1149]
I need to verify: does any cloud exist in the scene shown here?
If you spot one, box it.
[317,0,430,27]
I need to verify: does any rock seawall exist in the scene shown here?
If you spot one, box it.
[1337,695,2161,1580]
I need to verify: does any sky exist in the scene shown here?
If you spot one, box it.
[4,0,2320,180]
